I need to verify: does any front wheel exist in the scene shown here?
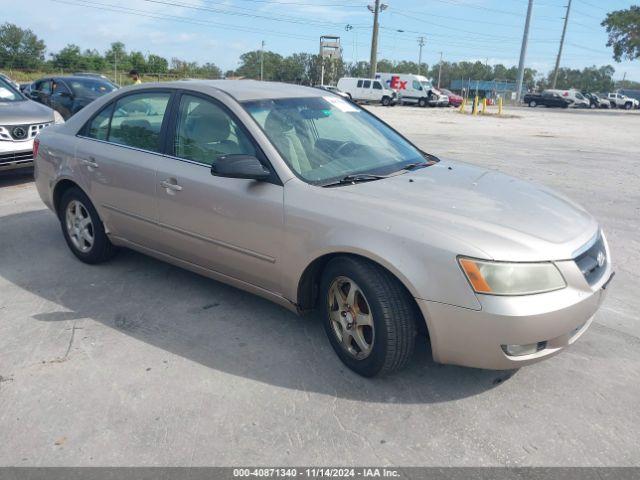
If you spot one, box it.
[381,96,391,106]
[59,187,116,264]
[625,102,632,110]
[528,100,537,107]
[418,98,427,108]
[320,256,417,377]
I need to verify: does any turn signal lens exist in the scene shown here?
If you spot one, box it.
[458,257,566,296]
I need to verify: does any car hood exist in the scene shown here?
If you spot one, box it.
[0,99,54,125]
[335,160,598,261]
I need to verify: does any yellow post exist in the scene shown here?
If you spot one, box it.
[498,97,503,115]
[481,98,487,114]
[458,97,466,113]
[472,96,479,116]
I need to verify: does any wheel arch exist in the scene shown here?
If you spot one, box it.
[296,251,429,336]
[52,178,88,218]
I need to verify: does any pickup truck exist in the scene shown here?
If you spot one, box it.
[607,92,639,110]
[523,91,571,108]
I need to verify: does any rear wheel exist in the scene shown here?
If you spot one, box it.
[58,187,116,264]
[320,256,416,377]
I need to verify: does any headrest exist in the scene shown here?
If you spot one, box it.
[186,103,231,143]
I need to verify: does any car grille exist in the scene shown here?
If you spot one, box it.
[0,150,33,166]
[574,233,607,286]
[0,122,52,142]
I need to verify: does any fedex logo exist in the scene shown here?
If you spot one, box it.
[388,76,408,90]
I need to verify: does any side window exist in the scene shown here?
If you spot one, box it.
[373,81,382,90]
[52,81,71,95]
[38,80,52,94]
[356,80,363,88]
[363,80,371,88]
[173,94,256,166]
[85,104,114,141]
[108,92,171,152]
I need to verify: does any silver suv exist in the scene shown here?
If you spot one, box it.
[0,76,63,173]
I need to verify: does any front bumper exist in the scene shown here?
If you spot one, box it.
[0,139,34,172]
[416,259,613,370]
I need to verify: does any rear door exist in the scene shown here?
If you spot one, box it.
[152,91,284,292]
[362,80,372,101]
[75,90,173,247]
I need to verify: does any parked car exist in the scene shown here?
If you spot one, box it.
[34,80,612,377]
[584,93,610,109]
[523,91,572,108]
[314,85,350,99]
[0,77,63,173]
[336,77,397,106]
[29,76,118,119]
[376,73,448,107]
[439,88,463,108]
[607,92,639,110]
[19,82,33,95]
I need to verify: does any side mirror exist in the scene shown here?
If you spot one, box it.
[212,154,271,181]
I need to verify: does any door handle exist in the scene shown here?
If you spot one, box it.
[160,179,183,192]
[80,157,99,169]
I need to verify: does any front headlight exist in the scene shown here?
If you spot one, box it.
[458,257,566,295]
[53,110,65,124]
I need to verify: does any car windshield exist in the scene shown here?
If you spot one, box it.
[67,78,117,97]
[243,96,426,185]
[0,78,24,102]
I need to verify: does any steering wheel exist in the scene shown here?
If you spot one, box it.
[333,141,358,158]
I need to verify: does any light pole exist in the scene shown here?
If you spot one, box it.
[417,37,425,75]
[368,1,387,78]
[260,40,265,81]
[516,0,534,102]
[437,51,443,88]
[552,0,572,89]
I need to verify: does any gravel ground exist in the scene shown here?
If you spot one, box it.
[0,105,638,467]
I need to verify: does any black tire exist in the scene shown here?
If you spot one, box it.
[528,100,537,107]
[319,256,417,377]
[381,96,391,106]
[625,102,632,110]
[418,98,427,108]
[58,187,116,264]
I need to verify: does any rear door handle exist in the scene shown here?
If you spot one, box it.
[160,179,183,192]
[80,157,99,169]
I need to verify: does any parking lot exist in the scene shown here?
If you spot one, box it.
[1,106,639,467]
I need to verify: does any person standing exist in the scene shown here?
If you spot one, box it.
[129,70,142,85]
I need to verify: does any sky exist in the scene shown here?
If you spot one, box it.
[4,0,639,81]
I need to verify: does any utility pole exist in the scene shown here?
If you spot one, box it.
[417,37,425,75]
[260,40,265,81]
[552,0,572,89]
[113,50,117,85]
[368,1,387,78]
[437,51,443,88]
[515,0,534,102]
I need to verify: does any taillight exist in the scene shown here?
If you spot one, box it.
[33,138,40,159]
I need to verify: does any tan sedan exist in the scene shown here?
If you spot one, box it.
[33,81,613,376]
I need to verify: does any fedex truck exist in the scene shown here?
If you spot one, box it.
[376,73,448,107]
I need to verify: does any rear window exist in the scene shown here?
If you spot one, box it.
[357,80,363,88]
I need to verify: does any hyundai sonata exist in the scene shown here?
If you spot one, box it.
[33,80,613,376]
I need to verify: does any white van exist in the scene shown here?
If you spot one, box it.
[336,77,397,106]
[376,73,448,107]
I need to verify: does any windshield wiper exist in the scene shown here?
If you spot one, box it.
[321,173,387,187]
[401,159,438,171]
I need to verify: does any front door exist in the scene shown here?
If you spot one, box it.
[75,90,173,247]
[154,92,284,293]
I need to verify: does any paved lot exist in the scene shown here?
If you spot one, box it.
[1,106,639,466]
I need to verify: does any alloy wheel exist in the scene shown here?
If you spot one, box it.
[65,199,94,253]
[327,276,375,360]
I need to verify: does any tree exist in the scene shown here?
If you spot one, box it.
[602,6,640,62]
[147,54,168,74]
[0,23,46,69]
[538,65,615,92]
[50,44,84,71]
[235,50,283,80]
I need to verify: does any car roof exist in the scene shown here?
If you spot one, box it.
[158,79,326,102]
